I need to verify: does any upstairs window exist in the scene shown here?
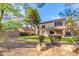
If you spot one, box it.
[55,22,62,26]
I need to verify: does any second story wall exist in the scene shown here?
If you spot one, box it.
[39,18,66,29]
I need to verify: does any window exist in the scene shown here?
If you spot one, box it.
[56,30,62,34]
[55,22,62,26]
[50,31,54,34]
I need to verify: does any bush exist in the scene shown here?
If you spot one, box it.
[19,32,28,36]
[56,36,62,41]
[52,36,62,41]
[39,35,45,43]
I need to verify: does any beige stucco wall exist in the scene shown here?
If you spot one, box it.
[39,19,66,36]
[39,22,55,28]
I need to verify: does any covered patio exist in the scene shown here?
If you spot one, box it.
[46,26,66,37]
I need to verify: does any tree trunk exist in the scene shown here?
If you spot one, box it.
[0,10,4,21]
[0,10,4,31]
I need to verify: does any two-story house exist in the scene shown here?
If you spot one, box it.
[38,18,69,37]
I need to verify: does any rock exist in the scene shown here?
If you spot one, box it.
[60,44,76,52]
[73,47,79,54]
[36,43,47,51]
[0,47,6,56]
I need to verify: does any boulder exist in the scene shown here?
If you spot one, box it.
[73,47,79,54]
[36,43,47,51]
[60,44,76,52]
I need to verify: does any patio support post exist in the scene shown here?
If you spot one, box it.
[62,28,66,37]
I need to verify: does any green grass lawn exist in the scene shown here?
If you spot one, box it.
[17,36,39,39]
[17,35,50,42]
[60,37,73,43]
[17,36,74,43]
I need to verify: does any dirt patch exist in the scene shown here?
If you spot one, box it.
[0,33,78,56]
[0,44,78,56]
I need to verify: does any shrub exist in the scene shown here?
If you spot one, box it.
[39,35,45,43]
[57,36,62,41]
[19,32,28,36]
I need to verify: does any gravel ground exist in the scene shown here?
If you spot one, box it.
[0,43,78,56]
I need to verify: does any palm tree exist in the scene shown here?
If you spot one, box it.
[0,3,20,31]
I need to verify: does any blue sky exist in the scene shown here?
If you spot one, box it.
[28,3,79,22]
